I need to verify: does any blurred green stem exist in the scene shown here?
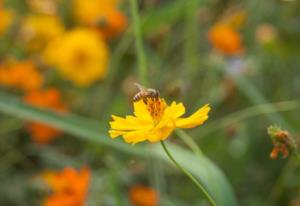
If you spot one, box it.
[294,152,300,164]
[196,99,300,139]
[183,0,198,76]
[175,129,203,157]
[268,155,298,202]
[160,141,217,206]
[130,0,148,85]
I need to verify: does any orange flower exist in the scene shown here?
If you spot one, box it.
[129,185,158,206]
[0,60,43,91]
[74,0,128,39]
[42,167,91,206]
[267,125,297,159]
[208,24,244,56]
[23,88,67,144]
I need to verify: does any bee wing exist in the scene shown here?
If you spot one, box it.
[134,83,146,91]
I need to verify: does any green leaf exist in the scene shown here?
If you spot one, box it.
[0,91,238,206]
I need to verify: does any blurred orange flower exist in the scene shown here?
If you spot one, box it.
[0,60,43,91]
[43,28,109,87]
[208,24,244,56]
[129,185,158,206]
[20,14,64,52]
[74,0,128,39]
[42,167,91,206]
[0,7,14,35]
[23,88,67,144]
[267,125,296,159]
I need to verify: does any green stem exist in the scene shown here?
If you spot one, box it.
[268,156,297,202]
[294,152,300,164]
[130,0,148,85]
[175,129,203,157]
[160,141,217,206]
[195,99,300,139]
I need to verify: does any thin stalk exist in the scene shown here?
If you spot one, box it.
[195,99,300,139]
[294,152,300,164]
[175,129,203,157]
[160,141,217,206]
[130,0,148,85]
[268,156,297,202]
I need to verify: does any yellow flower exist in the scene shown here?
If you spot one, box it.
[20,14,64,52]
[0,8,14,35]
[26,0,60,15]
[74,0,127,39]
[109,97,210,144]
[43,28,109,87]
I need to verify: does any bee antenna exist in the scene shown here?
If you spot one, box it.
[134,83,144,91]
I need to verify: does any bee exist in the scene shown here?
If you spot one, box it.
[133,83,160,102]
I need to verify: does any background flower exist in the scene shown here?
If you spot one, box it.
[20,14,65,52]
[23,88,67,144]
[43,29,109,87]
[0,59,43,91]
[74,0,127,39]
[129,185,158,206]
[0,7,14,35]
[42,167,90,206]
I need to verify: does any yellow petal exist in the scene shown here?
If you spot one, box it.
[155,101,185,129]
[176,104,211,128]
[110,114,152,131]
[122,129,151,144]
[108,130,126,138]
[147,127,174,142]
[133,100,152,121]
[167,101,185,119]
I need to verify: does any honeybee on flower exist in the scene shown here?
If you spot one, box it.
[109,84,211,144]
[133,83,160,102]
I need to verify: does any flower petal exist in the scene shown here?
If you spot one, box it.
[147,127,174,142]
[122,126,174,144]
[167,102,185,119]
[133,100,152,121]
[155,101,185,129]
[110,115,152,131]
[175,104,211,128]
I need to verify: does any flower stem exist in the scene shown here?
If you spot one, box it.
[160,141,217,206]
[130,0,148,86]
[294,151,300,164]
[175,129,203,157]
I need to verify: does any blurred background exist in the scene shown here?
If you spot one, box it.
[0,0,300,205]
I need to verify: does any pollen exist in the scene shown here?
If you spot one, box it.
[144,97,166,123]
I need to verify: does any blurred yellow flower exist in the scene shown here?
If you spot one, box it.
[0,8,14,35]
[20,14,64,52]
[255,24,277,45]
[26,0,60,15]
[109,97,210,144]
[0,60,43,91]
[74,0,127,39]
[44,29,109,87]
[208,24,244,56]
[42,167,90,206]
[218,9,247,29]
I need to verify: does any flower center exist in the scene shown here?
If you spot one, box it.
[144,97,166,124]
[73,49,89,66]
